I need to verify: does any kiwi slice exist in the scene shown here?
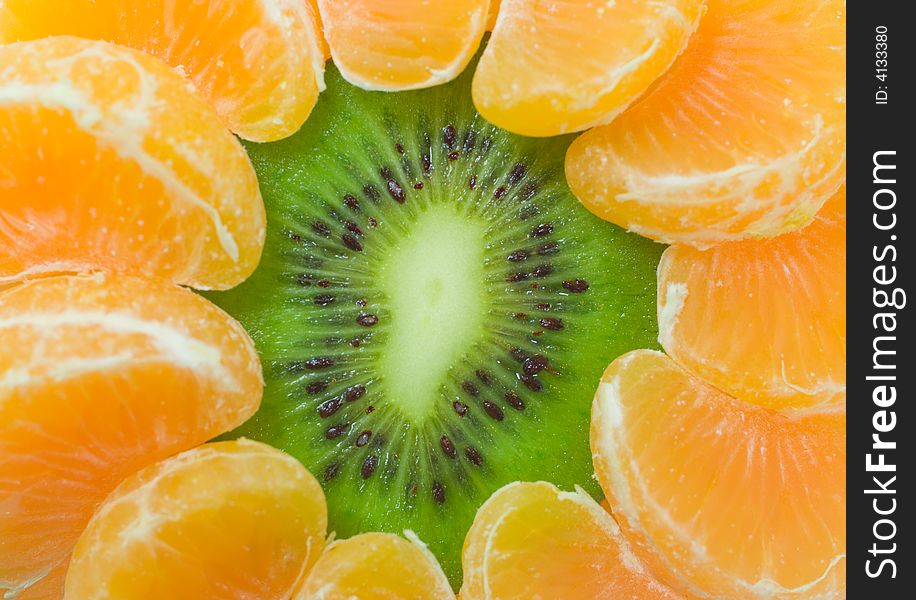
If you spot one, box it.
[207,59,663,583]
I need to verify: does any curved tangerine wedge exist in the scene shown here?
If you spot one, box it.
[461,481,682,600]
[0,37,264,290]
[317,0,489,91]
[294,532,454,600]
[567,0,846,246]
[658,187,846,410]
[0,0,325,141]
[474,0,704,136]
[65,440,327,600]
[0,273,262,600]
[592,350,846,599]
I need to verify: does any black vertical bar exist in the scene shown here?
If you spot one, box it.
[847,1,911,597]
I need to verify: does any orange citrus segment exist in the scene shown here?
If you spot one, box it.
[461,481,683,600]
[317,0,489,91]
[307,0,332,59]
[0,37,264,290]
[486,0,501,30]
[65,440,326,600]
[474,0,704,136]
[0,0,325,142]
[294,532,454,600]
[658,187,846,410]
[0,273,262,599]
[566,0,846,246]
[591,350,846,598]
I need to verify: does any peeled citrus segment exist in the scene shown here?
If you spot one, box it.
[317,0,489,91]
[658,187,846,410]
[294,532,454,600]
[461,481,682,600]
[65,440,326,600]
[566,0,846,246]
[0,273,262,599]
[486,0,501,30]
[0,0,325,141]
[592,350,846,599]
[0,37,264,290]
[474,0,704,136]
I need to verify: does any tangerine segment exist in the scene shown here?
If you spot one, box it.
[0,37,264,291]
[486,0,501,30]
[567,0,846,247]
[473,0,704,137]
[294,532,454,600]
[461,481,683,600]
[658,187,846,410]
[317,0,489,91]
[592,350,846,599]
[0,273,262,600]
[65,440,327,600]
[0,0,325,142]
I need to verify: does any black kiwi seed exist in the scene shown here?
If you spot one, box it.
[314,294,335,306]
[307,381,329,394]
[207,54,663,586]
[508,163,528,185]
[326,423,347,439]
[343,194,360,211]
[363,183,381,202]
[440,435,457,459]
[531,264,553,278]
[464,447,483,466]
[539,317,564,331]
[356,314,379,327]
[530,223,553,237]
[433,482,446,504]
[519,373,543,392]
[537,242,559,255]
[345,220,363,236]
[361,455,378,479]
[443,124,457,148]
[523,354,549,375]
[562,279,590,293]
[318,396,343,418]
[482,400,504,421]
[302,357,334,370]
[461,381,479,396]
[504,390,525,410]
[344,385,366,402]
[342,233,362,251]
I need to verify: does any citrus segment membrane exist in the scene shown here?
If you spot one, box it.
[591,350,846,599]
[0,37,264,290]
[0,273,262,599]
[474,0,704,136]
[65,440,326,600]
[0,0,326,141]
[566,0,846,246]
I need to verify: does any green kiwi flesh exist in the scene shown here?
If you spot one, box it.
[207,60,663,584]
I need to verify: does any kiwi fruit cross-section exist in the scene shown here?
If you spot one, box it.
[207,58,663,583]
